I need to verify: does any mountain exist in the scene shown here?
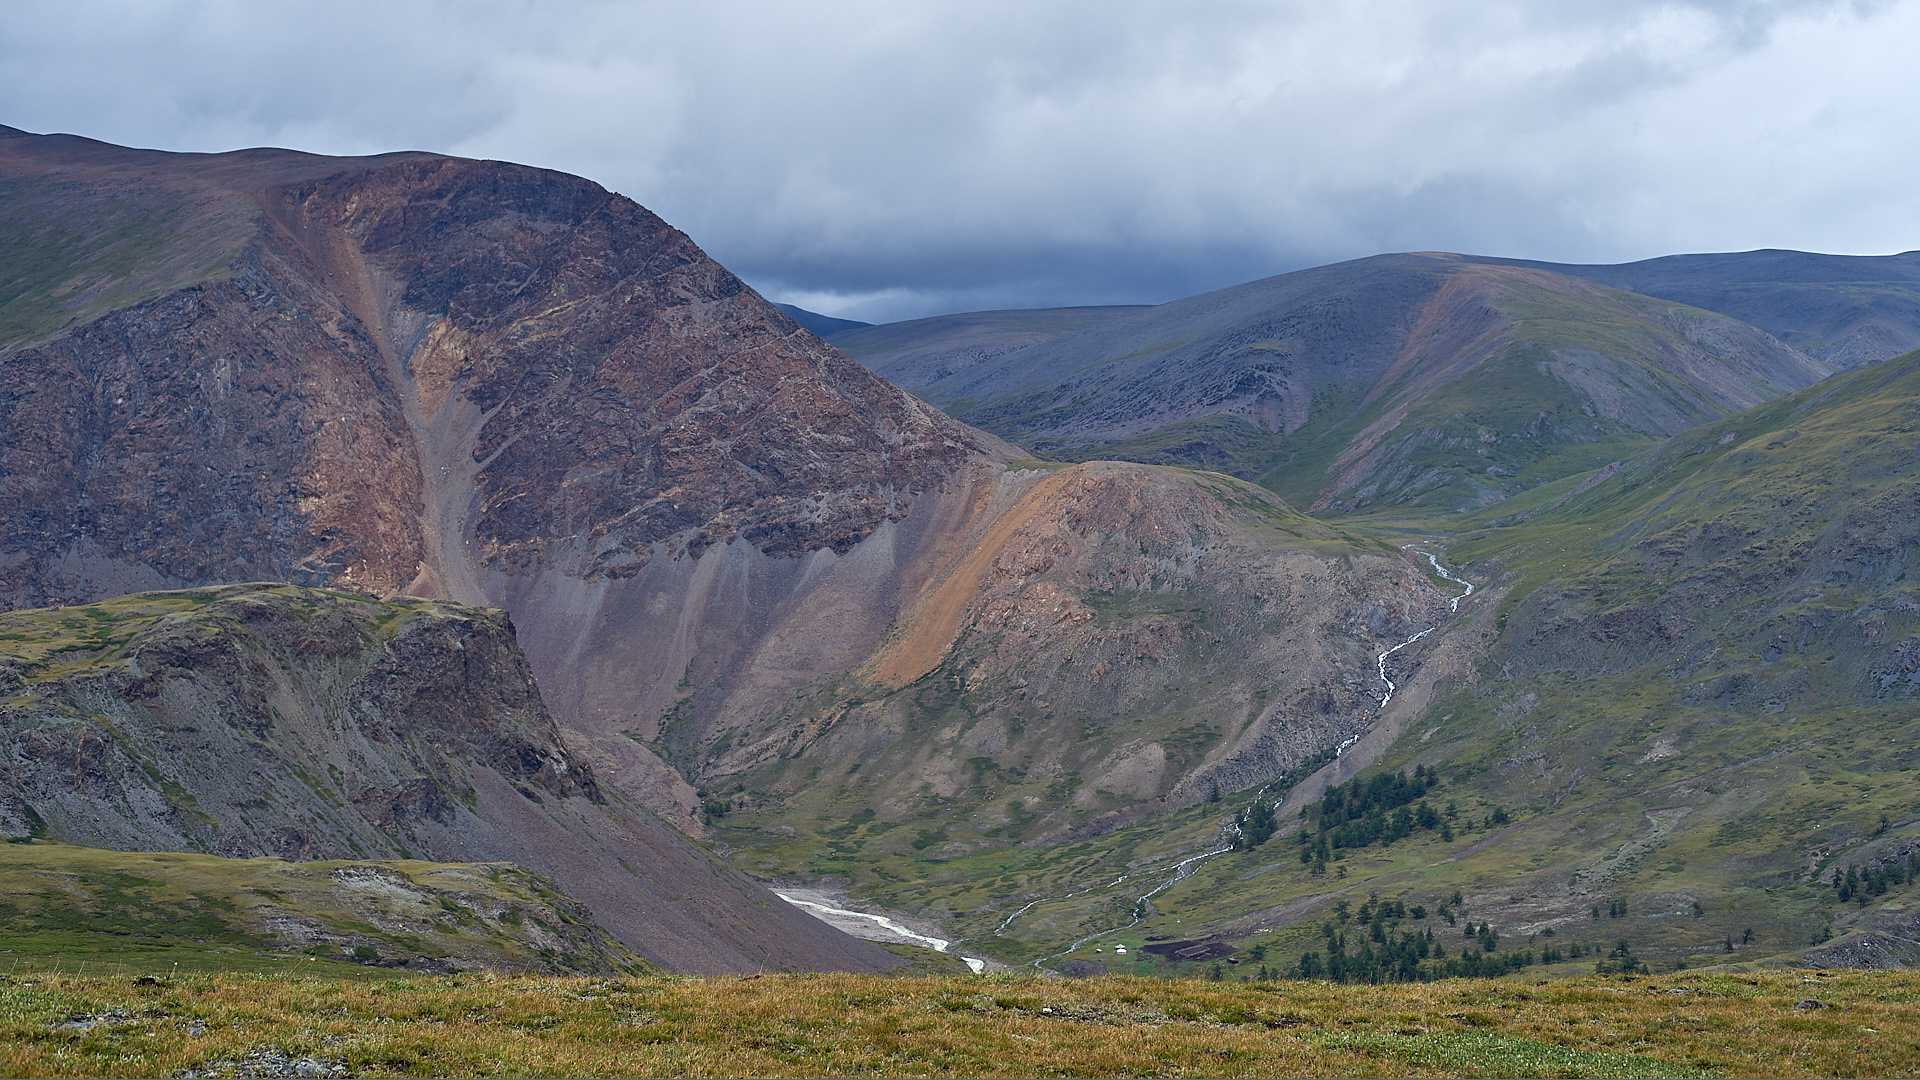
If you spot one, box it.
[1498,249,1920,370]
[702,461,1446,880]
[847,254,1830,515]
[0,124,1000,970]
[826,305,1146,388]
[846,348,1920,979]
[0,584,896,974]
[0,124,999,833]
[0,127,1449,969]
[773,302,871,336]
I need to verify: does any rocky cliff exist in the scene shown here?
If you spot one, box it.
[0,584,898,974]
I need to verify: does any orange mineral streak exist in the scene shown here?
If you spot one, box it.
[865,465,1083,688]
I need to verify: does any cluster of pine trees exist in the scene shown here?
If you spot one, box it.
[1591,939,1650,975]
[1231,766,1518,869]
[1832,854,1919,903]
[1295,919,1538,982]
[1277,891,1630,983]
[1289,894,1547,983]
[1289,766,1512,872]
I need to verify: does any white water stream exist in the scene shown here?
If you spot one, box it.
[986,544,1476,972]
[1373,545,1476,712]
[774,891,987,973]
[1022,842,1237,970]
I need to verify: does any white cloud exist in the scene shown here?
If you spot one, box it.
[2,0,1912,320]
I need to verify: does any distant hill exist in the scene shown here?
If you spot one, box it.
[1490,249,1920,370]
[825,305,1146,387]
[774,302,872,336]
[848,254,1829,515]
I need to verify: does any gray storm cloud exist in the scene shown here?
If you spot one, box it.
[2,0,1914,321]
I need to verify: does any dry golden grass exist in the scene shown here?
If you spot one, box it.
[0,967,1914,1078]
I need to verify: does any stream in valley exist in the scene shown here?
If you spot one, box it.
[783,546,1474,974]
[1373,545,1476,711]
[774,890,987,973]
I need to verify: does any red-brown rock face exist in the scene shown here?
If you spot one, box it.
[0,131,994,823]
[259,158,977,585]
[0,130,977,614]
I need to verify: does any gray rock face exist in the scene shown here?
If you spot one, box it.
[0,584,900,974]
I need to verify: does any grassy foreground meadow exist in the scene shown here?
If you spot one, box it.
[0,967,1913,1078]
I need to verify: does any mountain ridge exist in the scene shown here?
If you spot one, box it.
[843,253,1831,515]
[14,126,1920,979]
[1483,248,1920,369]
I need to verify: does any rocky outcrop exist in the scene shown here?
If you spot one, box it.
[0,126,999,832]
[0,584,900,974]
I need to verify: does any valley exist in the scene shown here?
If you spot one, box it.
[4,123,1920,992]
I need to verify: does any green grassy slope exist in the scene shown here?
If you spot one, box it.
[1494,248,1920,368]
[1283,275,1826,517]
[0,174,255,348]
[0,841,653,977]
[1189,348,1920,980]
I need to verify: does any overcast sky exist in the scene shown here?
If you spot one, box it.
[4,0,1917,322]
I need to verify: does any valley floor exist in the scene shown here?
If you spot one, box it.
[0,967,1913,1078]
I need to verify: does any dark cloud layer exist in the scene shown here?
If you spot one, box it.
[3,0,1914,321]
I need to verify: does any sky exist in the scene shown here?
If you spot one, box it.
[4,0,1918,323]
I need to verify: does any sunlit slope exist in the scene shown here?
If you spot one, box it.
[852,254,1828,515]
